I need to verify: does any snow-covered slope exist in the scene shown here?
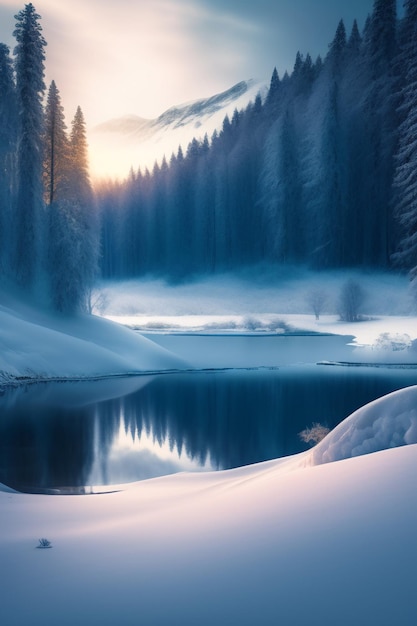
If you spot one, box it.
[0,294,186,384]
[1,387,417,626]
[89,79,266,180]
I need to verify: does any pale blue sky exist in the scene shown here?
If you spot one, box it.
[0,0,400,125]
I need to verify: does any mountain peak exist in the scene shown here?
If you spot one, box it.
[89,79,267,180]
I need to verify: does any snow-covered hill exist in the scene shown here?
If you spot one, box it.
[1,388,417,625]
[0,291,186,385]
[89,79,267,180]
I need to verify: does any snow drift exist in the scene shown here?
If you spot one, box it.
[310,385,417,464]
[1,386,417,626]
[0,295,186,384]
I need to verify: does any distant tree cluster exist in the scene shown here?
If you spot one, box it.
[0,3,98,313]
[2,2,417,309]
[98,0,417,286]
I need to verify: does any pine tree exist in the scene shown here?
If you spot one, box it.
[0,44,17,278]
[260,110,303,262]
[265,67,280,113]
[68,106,93,205]
[361,0,397,265]
[305,79,346,268]
[43,81,73,312]
[43,80,70,205]
[67,106,98,312]
[45,97,98,313]
[393,0,417,288]
[13,3,46,288]
[326,19,347,74]
[347,19,362,53]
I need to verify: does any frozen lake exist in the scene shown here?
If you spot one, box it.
[1,354,417,493]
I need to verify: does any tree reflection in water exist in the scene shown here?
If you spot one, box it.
[1,367,416,492]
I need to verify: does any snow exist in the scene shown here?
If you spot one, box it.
[2,272,417,624]
[89,80,267,180]
[0,291,186,385]
[2,270,417,384]
[1,386,417,625]
[99,270,417,367]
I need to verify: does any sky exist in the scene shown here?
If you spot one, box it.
[0,0,384,129]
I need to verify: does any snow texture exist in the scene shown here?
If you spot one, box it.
[310,385,417,463]
[0,293,186,384]
[1,277,417,624]
[1,387,417,626]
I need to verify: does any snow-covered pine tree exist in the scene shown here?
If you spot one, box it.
[302,22,348,268]
[265,67,280,116]
[259,109,303,263]
[361,0,397,265]
[43,80,73,312]
[13,3,46,288]
[392,0,417,290]
[45,93,98,313]
[43,80,70,205]
[0,43,17,279]
[66,106,99,312]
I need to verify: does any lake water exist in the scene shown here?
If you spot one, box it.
[1,363,417,493]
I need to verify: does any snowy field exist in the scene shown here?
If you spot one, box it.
[1,269,416,384]
[1,386,417,626]
[1,270,417,625]
[101,270,417,366]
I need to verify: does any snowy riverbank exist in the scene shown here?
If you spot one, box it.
[2,270,417,386]
[1,386,417,626]
[2,274,417,625]
[0,292,186,386]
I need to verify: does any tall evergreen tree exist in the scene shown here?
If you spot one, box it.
[361,0,397,265]
[393,0,417,288]
[65,106,98,312]
[260,110,303,262]
[0,43,17,278]
[13,3,46,287]
[326,19,347,72]
[265,67,280,114]
[43,80,70,205]
[45,94,98,313]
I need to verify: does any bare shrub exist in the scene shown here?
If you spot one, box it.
[339,279,365,322]
[88,289,109,315]
[299,423,330,446]
[307,287,327,320]
[373,332,412,352]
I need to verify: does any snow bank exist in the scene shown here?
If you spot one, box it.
[98,272,417,364]
[310,385,417,464]
[1,386,417,625]
[0,296,186,384]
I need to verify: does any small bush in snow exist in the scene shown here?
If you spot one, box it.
[243,316,263,331]
[88,289,109,315]
[37,538,52,549]
[299,423,330,446]
[242,316,290,333]
[338,279,365,322]
[266,318,291,333]
[306,287,327,320]
[409,339,417,354]
[373,332,412,352]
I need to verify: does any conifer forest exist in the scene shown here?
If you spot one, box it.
[1,1,417,310]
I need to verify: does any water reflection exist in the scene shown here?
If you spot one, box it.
[0,366,416,492]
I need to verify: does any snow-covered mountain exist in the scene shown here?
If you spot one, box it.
[89,79,267,181]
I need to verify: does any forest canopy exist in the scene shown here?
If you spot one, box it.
[1,2,417,312]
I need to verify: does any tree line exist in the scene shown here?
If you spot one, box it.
[0,3,98,313]
[1,2,417,314]
[98,0,417,289]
